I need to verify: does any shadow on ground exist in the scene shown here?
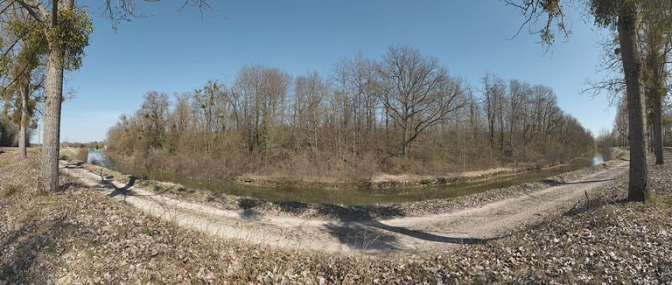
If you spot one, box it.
[322,219,500,251]
[322,223,401,251]
[106,177,137,197]
[263,199,408,221]
[0,212,75,284]
[540,178,616,187]
[235,197,408,222]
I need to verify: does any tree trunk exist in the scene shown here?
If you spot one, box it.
[499,109,504,160]
[41,44,66,191]
[653,95,664,165]
[18,82,29,160]
[402,122,409,158]
[648,123,652,153]
[618,9,648,202]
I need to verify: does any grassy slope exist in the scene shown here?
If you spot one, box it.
[0,152,670,284]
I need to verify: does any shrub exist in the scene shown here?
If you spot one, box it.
[76,148,89,162]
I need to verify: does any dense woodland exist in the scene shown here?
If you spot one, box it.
[106,46,595,181]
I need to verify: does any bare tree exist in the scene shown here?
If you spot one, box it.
[294,71,327,150]
[377,45,465,157]
[139,91,169,151]
[480,73,507,160]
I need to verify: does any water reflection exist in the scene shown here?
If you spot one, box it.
[86,149,110,168]
[592,155,604,166]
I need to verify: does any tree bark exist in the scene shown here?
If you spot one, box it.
[618,9,648,202]
[653,95,664,165]
[41,43,66,191]
[18,81,29,160]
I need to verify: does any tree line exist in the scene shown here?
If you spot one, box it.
[106,46,594,181]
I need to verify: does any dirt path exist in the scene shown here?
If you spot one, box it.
[61,160,629,254]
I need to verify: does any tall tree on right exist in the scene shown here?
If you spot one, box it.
[641,15,671,165]
[507,0,672,202]
[607,0,649,202]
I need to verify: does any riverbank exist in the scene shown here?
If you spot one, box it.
[1,148,669,283]
[234,149,626,190]
[75,149,627,222]
[104,147,601,191]
[236,163,552,190]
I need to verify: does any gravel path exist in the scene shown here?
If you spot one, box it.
[61,160,629,254]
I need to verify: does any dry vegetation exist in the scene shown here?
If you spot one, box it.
[1,150,670,283]
[106,46,594,185]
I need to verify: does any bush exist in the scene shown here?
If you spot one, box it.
[76,148,89,162]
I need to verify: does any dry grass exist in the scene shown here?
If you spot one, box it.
[0,183,18,197]
[58,147,81,161]
[75,148,89,162]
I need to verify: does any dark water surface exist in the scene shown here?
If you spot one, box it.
[91,150,594,206]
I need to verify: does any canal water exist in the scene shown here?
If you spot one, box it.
[88,150,595,206]
[86,149,110,168]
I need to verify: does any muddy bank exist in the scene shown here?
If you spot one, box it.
[235,161,592,190]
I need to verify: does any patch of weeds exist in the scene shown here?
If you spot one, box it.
[86,249,94,258]
[645,192,665,208]
[645,192,671,218]
[35,188,50,197]
[1,183,19,197]
[142,227,153,236]
[500,235,527,249]
[45,242,56,253]
[114,224,130,238]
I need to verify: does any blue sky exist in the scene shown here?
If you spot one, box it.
[50,0,614,143]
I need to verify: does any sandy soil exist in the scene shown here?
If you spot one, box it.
[61,160,629,255]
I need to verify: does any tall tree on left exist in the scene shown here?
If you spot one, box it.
[2,0,207,191]
[0,8,48,160]
[0,1,92,191]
